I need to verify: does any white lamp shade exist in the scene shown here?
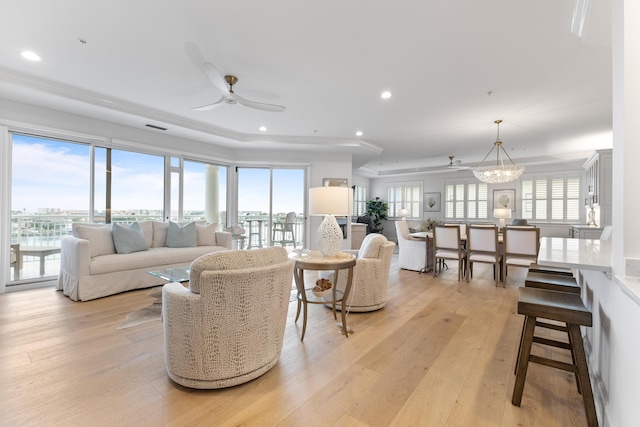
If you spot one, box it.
[398,208,410,218]
[493,208,512,219]
[309,186,351,216]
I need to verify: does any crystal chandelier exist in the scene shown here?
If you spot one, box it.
[472,120,525,184]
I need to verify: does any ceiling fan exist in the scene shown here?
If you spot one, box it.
[192,62,286,113]
[446,156,470,170]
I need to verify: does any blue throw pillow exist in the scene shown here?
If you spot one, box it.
[166,221,197,248]
[112,222,148,254]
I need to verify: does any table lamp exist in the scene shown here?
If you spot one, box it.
[493,208,512,230]
[309,186,351,256]
[398,208,410,220]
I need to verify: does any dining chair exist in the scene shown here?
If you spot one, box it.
[394,220,426,271]
[433,225,467,281]
[467,224,502,286]
[502,226,540,281]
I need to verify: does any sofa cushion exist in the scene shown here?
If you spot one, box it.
[358,233,388,259]
[197,223,217,246]
[75,224,115,258]
[89,246,222,275]
[112,222,148,254]
[167,221,197,248]
[139,221,153,248]
[152,221,168,247]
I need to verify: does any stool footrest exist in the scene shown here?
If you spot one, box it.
[535,320,568,332]
[533,336,571,350]
[529,354,577,373]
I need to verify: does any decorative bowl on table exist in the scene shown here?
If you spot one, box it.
[312,278,332,297]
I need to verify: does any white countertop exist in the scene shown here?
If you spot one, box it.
[537,237,612,275]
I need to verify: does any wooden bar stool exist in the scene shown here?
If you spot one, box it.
[525,271,580,294]
[528,263,574,276]
[512,287,598,427]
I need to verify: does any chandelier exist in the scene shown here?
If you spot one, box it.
[472,119,525,184]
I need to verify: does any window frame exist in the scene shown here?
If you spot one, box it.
[521,174,581,223]
[444,179,489,221]
[386,181,423,219]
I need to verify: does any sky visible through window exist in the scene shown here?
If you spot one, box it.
[11,134,303,215]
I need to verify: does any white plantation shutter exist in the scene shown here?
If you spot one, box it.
[445,181,488,220]
[386,182,421,218]
[521,175,581,221]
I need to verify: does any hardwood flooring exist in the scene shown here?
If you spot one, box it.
[0,256,589,426]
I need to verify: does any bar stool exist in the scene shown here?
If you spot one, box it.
[512,287,598,427]
[528,263,574,277]
[525,271,580,294]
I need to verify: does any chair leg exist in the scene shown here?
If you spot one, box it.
[568,324,598,427]
[512,315,537,406]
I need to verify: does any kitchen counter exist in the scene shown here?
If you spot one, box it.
[537,237,611,275]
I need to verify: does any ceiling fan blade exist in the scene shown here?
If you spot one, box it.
[232,93,286,112]
[191,96,225,111]
[202,62,230,95]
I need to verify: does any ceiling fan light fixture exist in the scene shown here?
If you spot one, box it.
[472,120,525,184]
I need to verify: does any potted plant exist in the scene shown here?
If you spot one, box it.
[365,197,389,232]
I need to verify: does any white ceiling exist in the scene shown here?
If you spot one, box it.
[0,0,612,177]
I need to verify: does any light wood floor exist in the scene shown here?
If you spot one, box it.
[0,256,590,426]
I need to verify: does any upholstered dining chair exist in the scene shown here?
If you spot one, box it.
[272,211,297,247]
[433,225,467,281]
[162,246,294,389]
[502,226,541,280]
[321,233,395,312]
[467,224,502,286]
[395,220,426,271]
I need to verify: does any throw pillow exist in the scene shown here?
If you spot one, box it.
[358,233,388,259]
[152,221,169,247]
[196,223,217,246]
[166,221,197,248]
[75,224,115,258]
[112,222,148,254]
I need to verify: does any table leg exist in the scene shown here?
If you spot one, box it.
[338,266,354,337]
[293,267,308,341]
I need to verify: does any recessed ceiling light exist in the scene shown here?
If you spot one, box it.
[380,91,392,99]
[355,131,363,136]
[20,51,41,61]
[259,126,267,132]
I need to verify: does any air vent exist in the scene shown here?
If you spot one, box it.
[145,124,167,131]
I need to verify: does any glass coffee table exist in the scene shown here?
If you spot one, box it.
[148,266,190,283]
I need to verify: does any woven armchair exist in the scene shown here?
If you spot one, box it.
[322,233,395,312]
[162,246,294,389]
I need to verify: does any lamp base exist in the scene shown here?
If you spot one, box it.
[317,214,343,257]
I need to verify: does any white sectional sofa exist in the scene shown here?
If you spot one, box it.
[57,221,231,301]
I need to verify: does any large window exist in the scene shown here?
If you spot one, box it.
[353,185,367,216]
[521,176,580,221]
[444,181,488,220]
[8,132,229,285]
[386,182,422,218]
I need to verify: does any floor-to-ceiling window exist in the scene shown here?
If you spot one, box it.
[8,132,230,286]
[182,160,227,228]
[10,133,90,282]
[237,167,305,248]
